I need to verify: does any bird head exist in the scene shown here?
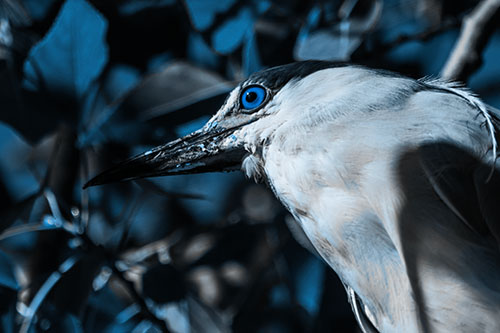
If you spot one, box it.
[84,61,347,188]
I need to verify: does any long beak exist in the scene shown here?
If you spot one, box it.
[83,125,247,188]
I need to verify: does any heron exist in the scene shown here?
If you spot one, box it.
[85,61,500,332]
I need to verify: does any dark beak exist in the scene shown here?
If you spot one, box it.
[83,125,247,188]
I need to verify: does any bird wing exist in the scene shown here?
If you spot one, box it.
[419,128,500,249]
[346,285,380,333]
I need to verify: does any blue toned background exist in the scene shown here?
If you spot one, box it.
[0,0,499,332]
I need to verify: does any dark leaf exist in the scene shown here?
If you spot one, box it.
[187,32,220,70]
[117,0,176,16]
[210,6,255,55]
[187,295,230,333]
[2,0,108,142]
[0,122,38,202]
[22,0,108,100]
[136,179,205,201]
[85,61,234,146]
[102,64,141,103]
[60,313,84,333]
[21,247,106,332]
[101,2,187,70]
[84,286,132,332]
[0,249,16,333]
[124,61,233,122]
[183,0,237,31]
[142,264,186,304]
[48,249,105,315]
[0,303,17,333]
[184,0,270,54]
[22,0,59,21]
[33,311,85,333]
[290,252,325,317]
[0,191,40,234]
[0,250,18,290]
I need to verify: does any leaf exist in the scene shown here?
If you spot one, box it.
[103,64,141,103]
[22,0,109,101]
[85,286,132,332]
[0,250,18,290]
[141,264,186,304]
[0,250,17,332]
[187,32,219,69]
[0,304,17,333]
[22,0,58,21]
[211,6,254,54]
[187,296,230,333]
[60,314,84,333]
[117,0,176,16]
[126,61,233,121]
[184,0,270,54]
[294,0,382,61]
[136,179,205,200]
[7,0,108,142]
[0,122,38,202]
[183,0,236,31]
[293,254,325,316]
[82,61,234,146]
[294,28,363,61]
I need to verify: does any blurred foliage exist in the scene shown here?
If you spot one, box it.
[0,0,499,332]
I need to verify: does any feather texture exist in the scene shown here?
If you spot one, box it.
[230,65,500,332]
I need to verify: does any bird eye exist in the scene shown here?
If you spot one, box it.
[240,85,267,111]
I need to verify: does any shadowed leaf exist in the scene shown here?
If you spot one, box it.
[142,264,186,304]
[22,0,108,99]
[0,250,18,290]
[88,61,234,146]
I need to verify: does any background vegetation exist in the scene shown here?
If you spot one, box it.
[0,0,499,332]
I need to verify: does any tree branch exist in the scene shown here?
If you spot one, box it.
[441,0,500,81]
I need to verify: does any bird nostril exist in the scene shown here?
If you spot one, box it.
[245,91,257,103]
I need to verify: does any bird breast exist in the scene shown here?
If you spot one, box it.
[254,80,500,332]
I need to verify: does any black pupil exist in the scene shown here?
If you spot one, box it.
[245,91,257,103]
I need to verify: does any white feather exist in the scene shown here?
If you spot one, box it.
[210,65,500,332]
[420,77,497,180]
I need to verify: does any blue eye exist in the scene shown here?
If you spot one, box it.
[240,85,267,111]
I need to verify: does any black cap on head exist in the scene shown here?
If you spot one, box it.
[242,61,349,91]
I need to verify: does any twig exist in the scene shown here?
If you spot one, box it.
[72,230,171,332]
[441,0,500,81]
[20,256,81,333]
[111,264,171,333]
